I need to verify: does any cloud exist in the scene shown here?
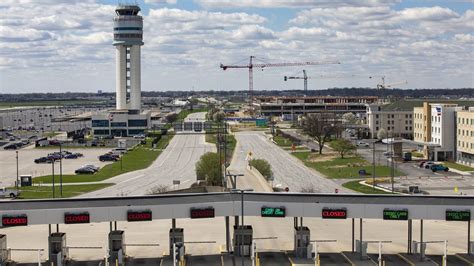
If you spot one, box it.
[145,0,177,4]
[195,0,400,8]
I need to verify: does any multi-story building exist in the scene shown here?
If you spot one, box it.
[456,107,474,166]
[413,102,462,161]
[256,96,378,118]
[366,104,413,139]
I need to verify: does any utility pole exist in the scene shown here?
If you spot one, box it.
[16,150,19,189]
[372,141,376,191]
[51,160,55,199]
[59,142,63,197]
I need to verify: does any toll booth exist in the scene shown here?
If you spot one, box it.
[411,241,426,258]
[294,226,311,258]
[233,225,253,257]
[169,228,184,255]
[49,232,68,266]
[109,230,125,265]
[0,234,10,264]
[355,240,368,259]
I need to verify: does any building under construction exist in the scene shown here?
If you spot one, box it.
[256,96,378,119]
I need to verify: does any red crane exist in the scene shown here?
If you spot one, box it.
[220,56,340,101]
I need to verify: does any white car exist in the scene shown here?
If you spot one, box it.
[0,187,20,198]
[357,141,370,147]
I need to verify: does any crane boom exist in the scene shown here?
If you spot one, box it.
[220,56,340,101]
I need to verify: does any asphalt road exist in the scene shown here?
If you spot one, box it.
[79,112,214,197]
[232,131,348,193]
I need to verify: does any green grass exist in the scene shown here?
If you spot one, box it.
[273,135,294,147]
[292,153,405,179]
[342,180,392,194]
[443,162,474,172]
[177,108,209,121]
[33,135,174,184]
[16,183,114,199]
[205,133,236,162]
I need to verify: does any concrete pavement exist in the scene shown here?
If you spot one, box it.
[232,131,348,193]
[79,113,215,197]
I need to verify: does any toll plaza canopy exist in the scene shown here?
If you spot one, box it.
[0,193,472,226]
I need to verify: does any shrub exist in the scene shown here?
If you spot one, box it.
[195,152,222,186]
[249,159,273,180]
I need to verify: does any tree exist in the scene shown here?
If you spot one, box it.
[165,113,178,124]
[342,112,357,124]
[377,128,387,140]
[303,113,336,154]
[213,111,226,123]
[249,159,273,180]
[207,107,218,121]
[195,152,221,185]
[331,139,356,159]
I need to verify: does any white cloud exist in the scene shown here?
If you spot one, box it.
[145,0,177,4]
[196,0,400,8]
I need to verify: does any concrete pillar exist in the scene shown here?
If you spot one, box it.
[115,46,127,110]
[129,45,141,111]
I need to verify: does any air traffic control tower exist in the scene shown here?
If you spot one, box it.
[113,5,144,112]
[91,4,150,137]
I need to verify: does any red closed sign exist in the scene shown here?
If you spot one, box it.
[2,215,28,226]
[65,213,90,224]
[322,208,347,219]
[127,210,152,222]
[190,207,215,219]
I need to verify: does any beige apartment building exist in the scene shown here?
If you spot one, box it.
[366,104,413,139]
[456,107,474,166]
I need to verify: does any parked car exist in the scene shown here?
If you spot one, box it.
[34,157,52,164]
[431,164,449,172]
[424,162,437,169]
[83,165,99,172]
[3,143,19,150]
[99,154,119,162]
[0,187,20,198]
[383,151,394,157]
[75,167,96,174]
[357,141,370,147]
[64,154,79,159]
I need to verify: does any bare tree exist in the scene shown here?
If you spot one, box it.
[303,112,336,154]
[147,184,169,194]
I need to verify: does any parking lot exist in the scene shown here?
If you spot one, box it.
[0,146,112,187]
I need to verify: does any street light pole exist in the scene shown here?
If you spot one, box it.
[51,160,55,199]
[59,143,63,197]
[16,151,19,189]
[372,142,376,191]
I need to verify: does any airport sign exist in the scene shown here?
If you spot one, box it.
[65,212,90,224]
[446,210,470,221]
[322,208,347,219]
[190,207,215,219]
[127,210,152,222]
[2,214,28,227]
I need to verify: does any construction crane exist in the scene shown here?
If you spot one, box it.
[373,76,407,90]
[284,70,359,92]
[220,56,340,102]
[371,76,408,103]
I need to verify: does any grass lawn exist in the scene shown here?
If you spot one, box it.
[16,184,114,199]
[33,135,174,184]
[443,162,474,172]
[342,180,392,194]
[273,135,294,147]
[292,152,405,179]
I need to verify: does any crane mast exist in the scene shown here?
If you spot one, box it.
[220,56,340,102]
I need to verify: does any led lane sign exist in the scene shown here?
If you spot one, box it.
[446,210,470,221]
[190,207,215,219]
[2,215,28,227]
[127,210,152,222]
[322,208,347,219]
[383,209,408,220]
[261,207,286,218]
[65,212,90,224]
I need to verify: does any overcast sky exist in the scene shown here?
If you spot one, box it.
[0,0,473,93]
